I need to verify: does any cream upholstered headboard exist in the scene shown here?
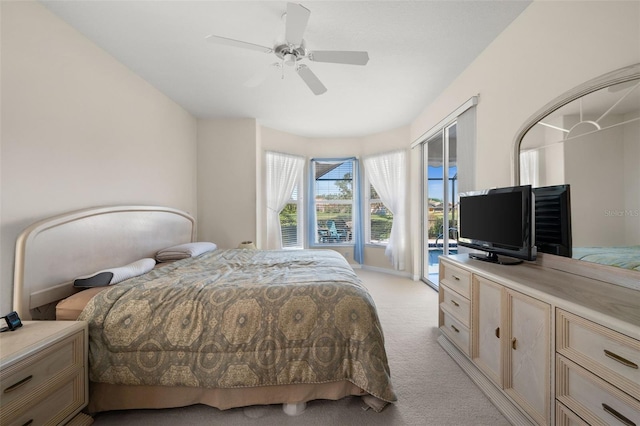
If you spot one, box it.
[14,205,195,319]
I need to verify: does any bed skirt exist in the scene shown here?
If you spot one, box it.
[86,380,387,413]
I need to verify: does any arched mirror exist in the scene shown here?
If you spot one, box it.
[514,63,639,282]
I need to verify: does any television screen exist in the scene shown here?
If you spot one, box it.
[459,192,523,248]
[458,185,535,264]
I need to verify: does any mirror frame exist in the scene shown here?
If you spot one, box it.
[512,62,640,290]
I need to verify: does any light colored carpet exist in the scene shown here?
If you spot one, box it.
[91,269,509,425]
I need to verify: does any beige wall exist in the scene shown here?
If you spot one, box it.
[197,118,258,249]
[565,124,625,246]
[0,2,197,314]
[623,114,640,244]
[408,0,640,278]
[411,1,640,186]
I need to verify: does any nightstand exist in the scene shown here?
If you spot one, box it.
[0,321,92,425]
[237,240,257,249]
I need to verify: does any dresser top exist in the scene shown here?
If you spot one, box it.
[0,321,86,367]
[442,254,640,337]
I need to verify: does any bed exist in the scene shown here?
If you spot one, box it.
[572,245,640,271]
[13,205,396,415]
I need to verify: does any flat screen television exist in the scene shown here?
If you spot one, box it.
[533,184,572,258]
[458,185,536,264]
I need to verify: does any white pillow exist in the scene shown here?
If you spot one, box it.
[73,258,156,288]
[156,242,217,262]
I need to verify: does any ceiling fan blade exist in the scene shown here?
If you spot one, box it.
[297,65,327,95]
[310,51,369,66]
[205,34,272,54]
[285,3,310,46]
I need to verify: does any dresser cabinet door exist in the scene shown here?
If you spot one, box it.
[472,275,503,386]
[504,289,551,425]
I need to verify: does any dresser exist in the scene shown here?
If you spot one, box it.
[0,321,92,426]
[438,254,640,426]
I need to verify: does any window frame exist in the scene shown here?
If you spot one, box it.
[310,158,356,247]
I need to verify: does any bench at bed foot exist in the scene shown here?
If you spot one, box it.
[282,402,306,416]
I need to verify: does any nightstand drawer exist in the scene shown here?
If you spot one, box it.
[1,330,83,407]
[440,262,471,298]
[440,285,470,327]
[441,310,470,356]
[2,371,85,426]
[557,309,640,397]
[557,355,640,426]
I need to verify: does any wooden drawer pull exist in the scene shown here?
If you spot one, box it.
[602,403,636,426]
[21,420,33,426]
[604,349,638,369]
[450,299,460,307]
[451,324,460,333]
[3,375,33,393]
[451,274,460,281]
[495,327,500,338]
[511,338,517,350]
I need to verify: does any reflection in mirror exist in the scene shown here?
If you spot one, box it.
[518,72,639,272]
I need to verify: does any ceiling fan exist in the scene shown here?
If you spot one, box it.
[205,2,369,95]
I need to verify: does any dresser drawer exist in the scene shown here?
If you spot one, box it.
[556,402,589,425]
[0,330,83,407]
[557,355,640,426]
[2,371,85,426]
[441,310,470,356]
[440,262,471,298]
[440,285,470,327]
[557,309,640,397]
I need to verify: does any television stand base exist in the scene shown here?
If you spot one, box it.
[469,252,523,265]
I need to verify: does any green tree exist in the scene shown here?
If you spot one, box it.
[335,172,352,199]
[279,204,297,226]
[429,216,443,238]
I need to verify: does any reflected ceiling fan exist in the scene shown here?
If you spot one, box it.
[205,2,369,95]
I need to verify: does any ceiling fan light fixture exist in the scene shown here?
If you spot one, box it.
[283,53,297,66]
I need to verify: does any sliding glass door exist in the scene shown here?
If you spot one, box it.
[422,123,458,288]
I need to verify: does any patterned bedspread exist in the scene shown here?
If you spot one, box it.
[572,245,640,271]
[78,249,396,409]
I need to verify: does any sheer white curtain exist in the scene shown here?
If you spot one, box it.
[456,105,477,194]
[266,151,304,249]
[364,150,407,270]
[520,150,539,187]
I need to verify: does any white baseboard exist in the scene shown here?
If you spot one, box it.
[360,264,412,278]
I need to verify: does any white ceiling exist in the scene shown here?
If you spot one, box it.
[41,1,531,138]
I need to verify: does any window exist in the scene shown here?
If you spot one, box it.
[279,184,303,248]
[265,151,304,250]
[312,159,354,244]
[367,184,393,244]
[363,150,406,270]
